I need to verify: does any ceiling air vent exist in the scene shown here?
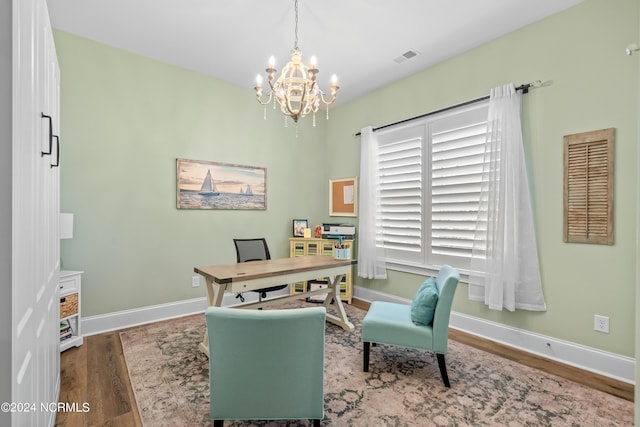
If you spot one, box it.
[394,49,419,64]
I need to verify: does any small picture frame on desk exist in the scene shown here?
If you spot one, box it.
[293,219,308,237]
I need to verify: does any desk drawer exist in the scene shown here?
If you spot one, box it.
[60,293,78,319]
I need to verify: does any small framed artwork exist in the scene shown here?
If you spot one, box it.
[293,219,308,237]
[329,177,357,217]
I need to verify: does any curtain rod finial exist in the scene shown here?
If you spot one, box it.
[626,43,639,56]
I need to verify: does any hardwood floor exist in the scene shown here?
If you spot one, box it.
[57,299,633,426]
[56,331,142,427]
[448,328,634,401]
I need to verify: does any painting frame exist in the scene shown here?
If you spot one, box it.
[176,158,266,210]
[329,177,357,217]
[293,219,308,237]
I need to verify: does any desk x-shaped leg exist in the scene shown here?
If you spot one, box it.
[199,276,226,356]
[323,273,355,332]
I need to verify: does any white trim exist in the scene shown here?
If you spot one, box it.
[354,285,411,305]
[449,312,634,384]
[354,285,635,384]
[82,297,208,336]
[384,261,473,284]
[81,288,290,336]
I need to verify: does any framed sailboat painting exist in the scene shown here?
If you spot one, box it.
[176,158,267,210]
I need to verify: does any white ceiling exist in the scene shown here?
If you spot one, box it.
[47,0,583,105]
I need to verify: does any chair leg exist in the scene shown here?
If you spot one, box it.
[436,353,450,388]
[255,291,264,310]
[313,419,321,427]
[213,420,224,427]
[363,342,370,372]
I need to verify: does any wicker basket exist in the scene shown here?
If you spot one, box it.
[60,293,78,318]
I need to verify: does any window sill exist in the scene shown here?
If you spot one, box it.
[385,260,472,283]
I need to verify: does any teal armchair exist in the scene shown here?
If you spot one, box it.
[361,265,460,387]
[205,306,326,426]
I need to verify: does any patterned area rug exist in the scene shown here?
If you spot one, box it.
[120,301,633,426]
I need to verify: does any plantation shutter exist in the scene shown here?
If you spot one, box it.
[430,105,489,266]
[377,124,424,264]
[563,128,614,244]
[373,101,491,272]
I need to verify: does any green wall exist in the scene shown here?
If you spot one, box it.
[327,0,638,358]
[634,0,640,418]
[56,0,637,361]
[55,30,328,316]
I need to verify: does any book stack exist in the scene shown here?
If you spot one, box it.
[60,320,73,342]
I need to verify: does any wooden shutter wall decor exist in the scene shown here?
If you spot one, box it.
[563,128,614,244]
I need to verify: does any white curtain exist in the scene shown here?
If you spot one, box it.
[357,126,387,279]
[469,84,546,311]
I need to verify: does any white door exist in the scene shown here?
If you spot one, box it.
[12,0,61,425]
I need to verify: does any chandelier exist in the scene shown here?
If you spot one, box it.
[254,0,339,126]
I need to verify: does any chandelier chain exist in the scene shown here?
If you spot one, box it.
[293,0,299,51]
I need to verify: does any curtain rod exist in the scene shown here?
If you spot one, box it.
[354,80,541,137]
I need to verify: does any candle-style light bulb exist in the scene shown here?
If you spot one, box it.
[310,56,317,67]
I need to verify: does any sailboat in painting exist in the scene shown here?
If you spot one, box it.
[198,170,220,196]
[239,184,253,196]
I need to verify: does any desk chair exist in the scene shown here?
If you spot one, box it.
[233,238,287,302]
[206,306,326,426]
[361,265,460,387]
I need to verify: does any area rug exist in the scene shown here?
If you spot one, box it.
[120,301,633,426]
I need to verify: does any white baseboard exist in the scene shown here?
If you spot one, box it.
[353,285,635,384]
[82,297,207,336]
[81,288,290,337]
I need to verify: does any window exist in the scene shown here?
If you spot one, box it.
[376,101,489,274]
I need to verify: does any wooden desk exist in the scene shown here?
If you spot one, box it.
[195,255,356,356]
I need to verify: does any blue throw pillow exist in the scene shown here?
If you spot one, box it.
[410,278,439,326]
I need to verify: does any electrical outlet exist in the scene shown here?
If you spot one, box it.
[594,315,609,333]
[191,275,200,288]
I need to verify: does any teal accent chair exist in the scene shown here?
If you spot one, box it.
[361,265,460,387]
[205,306,326,426]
